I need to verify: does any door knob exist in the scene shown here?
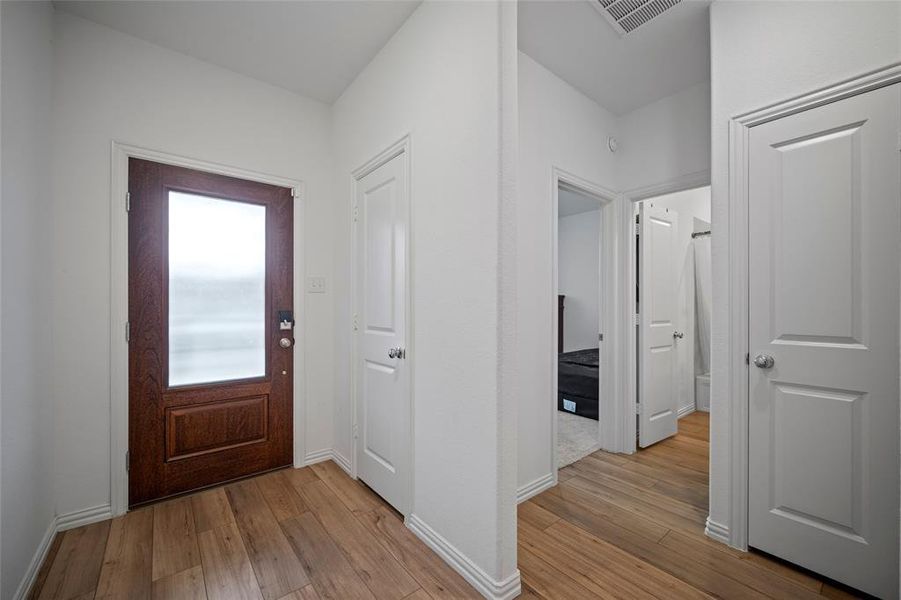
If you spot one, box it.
[389,347,405,359]
[388,348,397,359]
[753,354,775,369]
[279,337,293,349]
[673,331,684,339]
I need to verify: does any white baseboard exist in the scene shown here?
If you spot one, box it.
[303,448,334,465]
[304,448,353,476]
[56,503,113,531]
[705,517,730,545]
[407,514,521,600]
[13,503,113,600]
[331,450,353,474]
[12,501,114,600]
[677,405,696,419]
[516,472,555,504]
[12,518,57,600]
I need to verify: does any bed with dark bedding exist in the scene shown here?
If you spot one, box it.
[558,348,599,420]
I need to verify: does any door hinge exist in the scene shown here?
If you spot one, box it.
[352,313,359,331]
[352,205,359,223]
[125,321,130,343]
[125,450,130,472]
[291,187,299,199]
[353,424,359,440]
[126,191,131,212]
[634,313,640,326]
[598,333,604,341]
[745,352,750,365]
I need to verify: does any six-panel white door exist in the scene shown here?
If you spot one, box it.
[639,203,680,447]
[748,83,900,599]
[354,151,410,516]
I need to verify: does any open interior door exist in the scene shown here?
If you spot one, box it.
[638,202,679,447]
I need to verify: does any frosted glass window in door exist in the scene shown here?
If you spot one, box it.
[168,191,266,386]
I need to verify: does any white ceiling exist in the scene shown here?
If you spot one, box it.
[54,0,421,104]
[519,0,711,115]
[559,188,602,217]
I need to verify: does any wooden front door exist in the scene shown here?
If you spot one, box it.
[128,158,294,507]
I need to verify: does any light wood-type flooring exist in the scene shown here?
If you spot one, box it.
[518,412,865,599]
[28,460,480,600]
[29,412,864,599]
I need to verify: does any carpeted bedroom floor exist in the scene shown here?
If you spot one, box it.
[557,411,599,467]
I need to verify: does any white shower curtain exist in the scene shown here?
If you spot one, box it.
[693,236,712,375]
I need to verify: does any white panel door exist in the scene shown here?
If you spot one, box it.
[748,83,900,599]
[355,151,410,516]
[639,203,680,447]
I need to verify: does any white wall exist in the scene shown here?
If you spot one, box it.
[708,0,901,540]
[619,81,710,192]
[643,187,711,417]
[517,52,619,493]
[0,2,56,598]
[558,210,600,352]
[333,2,519,593]
[50,11,335,518]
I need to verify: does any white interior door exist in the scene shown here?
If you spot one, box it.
[748,83,900,599]
[354,151,410,516]
[639,203,680,447]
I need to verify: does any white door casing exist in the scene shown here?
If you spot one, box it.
[638,203,680,447]
[354,149,411,516]
[748,83,900,599]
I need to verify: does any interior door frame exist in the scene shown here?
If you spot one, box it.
[622,171,712,455]
[109,142,306,517]
[349,134,413,516]
[724,62,901,551]
[550,168,619,476]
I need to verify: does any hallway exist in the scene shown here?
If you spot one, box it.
[518,413,860,599]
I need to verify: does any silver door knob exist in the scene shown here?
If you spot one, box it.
[279,337,293,349]
[673,331,684,339]
[389,347,405,359]
[388,348,398,359]
[753,354,775,369]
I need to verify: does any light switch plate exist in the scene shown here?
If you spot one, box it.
[307,276,326,294]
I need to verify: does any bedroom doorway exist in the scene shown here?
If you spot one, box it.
[635,186,711,449]
[555,182,606,468]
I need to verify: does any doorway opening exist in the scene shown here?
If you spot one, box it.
[552,177,615,471]
[634,186,711,452]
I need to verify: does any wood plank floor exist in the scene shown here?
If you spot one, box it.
[29,461,481,600]
[30,412,865,600]
[519,412,865,600]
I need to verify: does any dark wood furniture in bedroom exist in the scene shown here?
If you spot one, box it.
[558,294,565,352]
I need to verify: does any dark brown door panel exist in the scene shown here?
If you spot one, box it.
[128,158,293,507]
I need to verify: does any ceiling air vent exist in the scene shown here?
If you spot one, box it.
[590,0,682,36]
